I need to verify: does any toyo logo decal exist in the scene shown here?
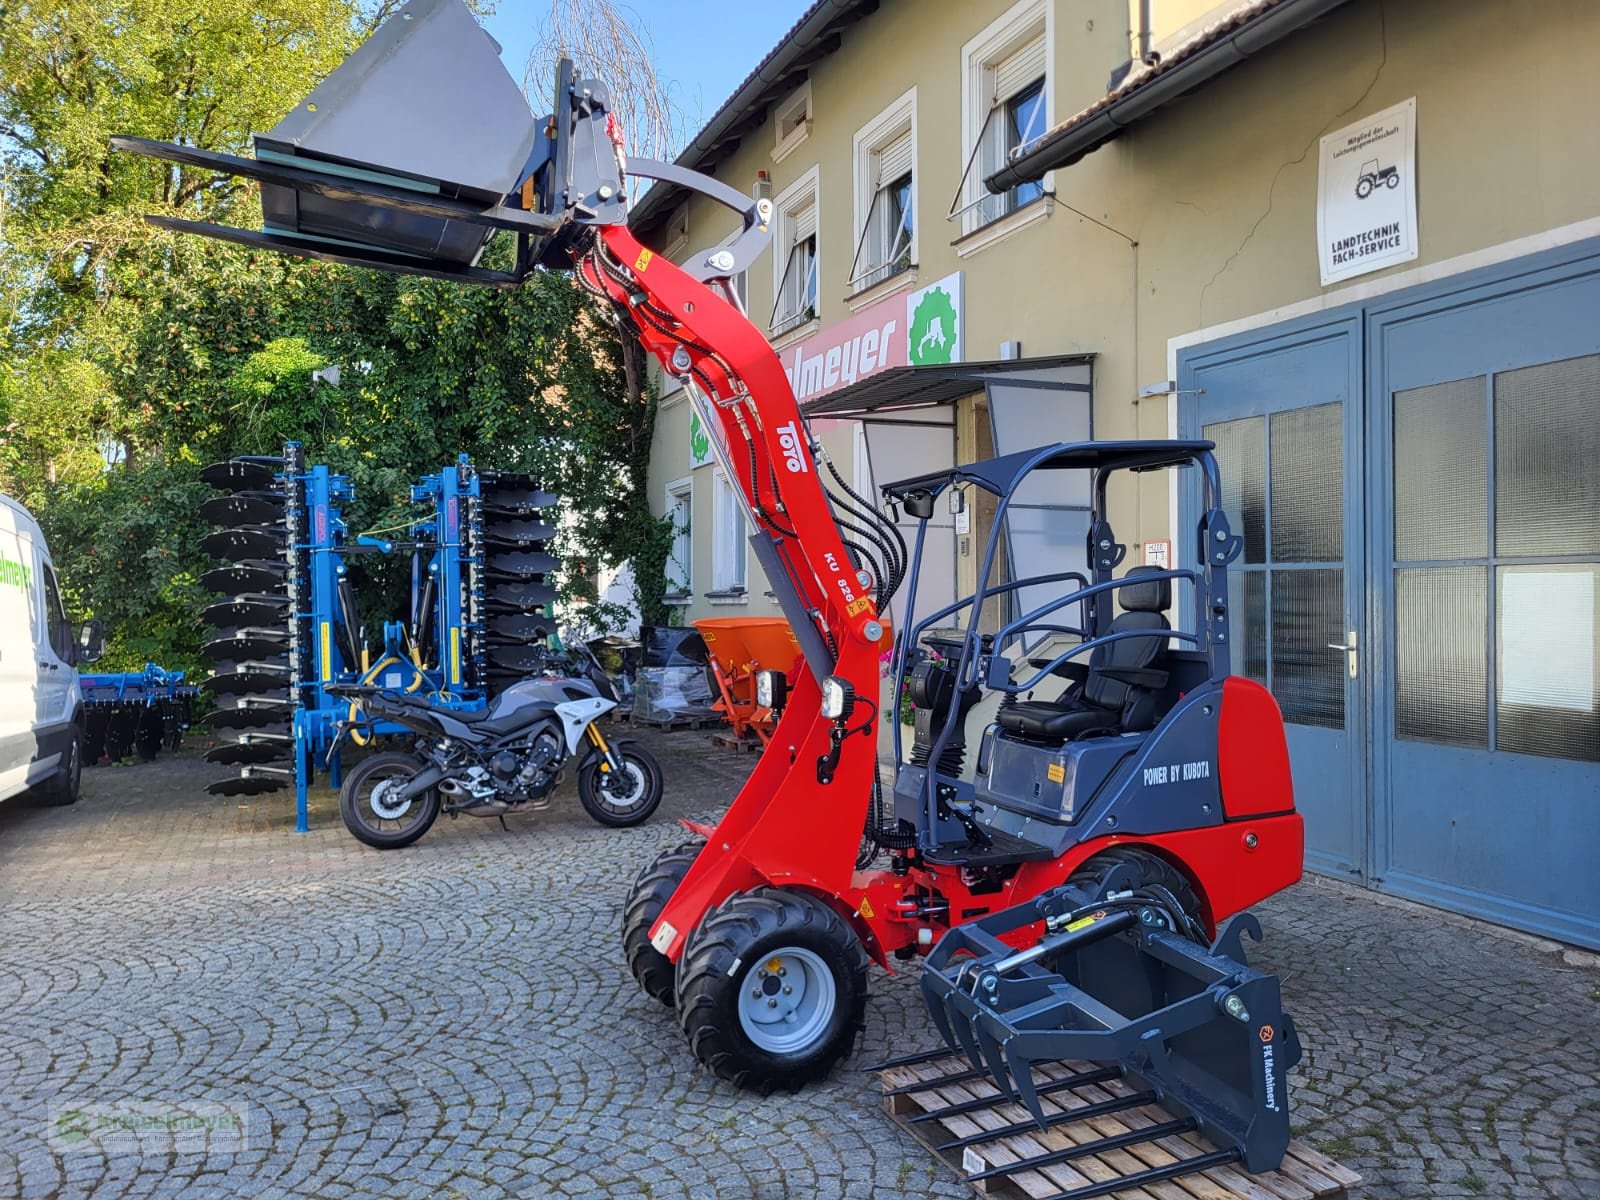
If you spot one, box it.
[775,421,809,473]
[0,552,32,591]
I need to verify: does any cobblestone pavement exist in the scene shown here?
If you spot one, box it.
[0,728,1595,1199]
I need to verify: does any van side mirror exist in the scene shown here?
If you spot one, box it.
[78,620,104,665]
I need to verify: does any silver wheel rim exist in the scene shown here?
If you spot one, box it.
[368,777,413,821]
[737,946,837,1054]
[595,761,648,815]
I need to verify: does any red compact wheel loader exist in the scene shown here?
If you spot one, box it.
[116,2,1309,1188]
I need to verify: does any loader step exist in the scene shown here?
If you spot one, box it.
[922,826,1056,867]
[879,1054,1360,1200]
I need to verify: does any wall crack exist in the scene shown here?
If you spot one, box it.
[1197,0,1389,323]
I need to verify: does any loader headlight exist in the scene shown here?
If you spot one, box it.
[820,675,855,721]
[755,669,787,711]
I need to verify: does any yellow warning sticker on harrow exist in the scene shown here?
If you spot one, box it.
[847,596,873,616]
[634,248,654,272]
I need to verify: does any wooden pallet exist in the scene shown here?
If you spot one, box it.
[880,1053,1360,1200]
[710,730,765,753]
[623,712,718,732]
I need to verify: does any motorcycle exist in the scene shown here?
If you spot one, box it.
[327,640,662,849]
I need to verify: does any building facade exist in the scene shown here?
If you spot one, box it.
[633,0,1600,950]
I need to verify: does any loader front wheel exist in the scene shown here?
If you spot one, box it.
[675,887,869,1091]
[622,838,705,1006]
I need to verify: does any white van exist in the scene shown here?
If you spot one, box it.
[0,494,101,807]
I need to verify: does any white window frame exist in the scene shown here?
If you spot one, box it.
[664,476,693,602]
[849,87,918,294]
[770,164,821,337]
[660,204,691,263]
[956,0,1054,238]
[772,80,813,163]
[709,468,749,597]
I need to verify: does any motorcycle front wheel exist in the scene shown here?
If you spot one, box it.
[340,751,441,849]
[577,741,664,828]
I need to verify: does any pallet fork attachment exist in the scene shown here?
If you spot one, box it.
[918,863,1301,1177]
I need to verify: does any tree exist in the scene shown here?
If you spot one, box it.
[1,0,682,675]
[520,0,687,626]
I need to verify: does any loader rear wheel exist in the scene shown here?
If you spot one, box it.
[1069,846,1203,931]
[675,887,869,1091]
[622,838,704,1006]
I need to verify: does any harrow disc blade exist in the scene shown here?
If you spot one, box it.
[487,644,548,672]
[203,632,289,661]
[483,490,558,514]
[201,564,286,596]
[208,667,292,694]
[206,775,288,797]
[483,613,553,641]
[479,469,538,489]
[481,518,557,545]
[486,581,557,610]
[199,492,285,526]
[202,595,289,628]
[216,726,292,744]
[207,653,290,675]
[483,550,559,579]
[203,709,290,733]
[201,460,279,492]
[204,741,292,766]
[199,526,285,561]
[207,694,293,714]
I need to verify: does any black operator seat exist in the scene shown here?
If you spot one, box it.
[996,566,1172,742]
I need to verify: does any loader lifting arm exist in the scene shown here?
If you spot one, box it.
[113,37,903,931]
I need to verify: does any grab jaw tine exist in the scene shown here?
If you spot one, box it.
[917,873,1304,1177]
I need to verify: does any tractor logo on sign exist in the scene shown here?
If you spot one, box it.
[1354,159,1400,200]
[905,272,963,367]
[908,285,958,366]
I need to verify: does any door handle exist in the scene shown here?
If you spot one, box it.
[1326,632,1358,679]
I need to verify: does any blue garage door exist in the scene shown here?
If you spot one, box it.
[1179,318,1367,884]
[1368,254,1600,949]
[1180,242,1600,950]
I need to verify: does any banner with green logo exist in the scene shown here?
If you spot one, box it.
[906,272,963,367]
[689,409,714,470]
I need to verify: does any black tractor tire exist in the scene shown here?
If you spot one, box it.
[339,751,441,850]
[1069,845,1203,930]
[621,838,705,1006]
[37,730,83,807]
[577,741,663,828]
[675,887,870,1091]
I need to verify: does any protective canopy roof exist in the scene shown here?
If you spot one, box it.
[883,439,1214,500]
[803,355,1093,417]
